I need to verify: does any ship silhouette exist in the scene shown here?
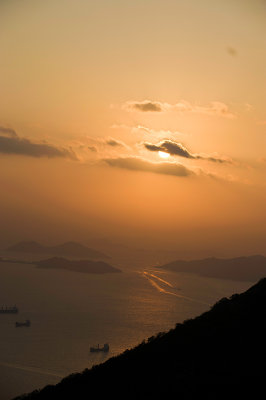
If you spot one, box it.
[15,319,31,327]
[90,343,109,353]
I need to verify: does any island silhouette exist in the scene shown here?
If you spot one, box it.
[158,255,266,281]
[6,241,109,260]
[36,257,121,274]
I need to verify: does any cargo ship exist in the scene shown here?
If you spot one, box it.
[0,306,18,314]
[90,343,109,352]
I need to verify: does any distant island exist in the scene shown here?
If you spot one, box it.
[35,257,121,274]
[6,241,109,260]
[158,255,266,281]
[14,278,266,399]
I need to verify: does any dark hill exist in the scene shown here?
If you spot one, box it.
[159,255,266,281]
[36,257,121,274]
[14,278,266,400]
[7,241,109,260]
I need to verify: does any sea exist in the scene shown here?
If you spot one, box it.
[0,261,251,399]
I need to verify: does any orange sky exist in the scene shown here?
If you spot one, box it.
[0,0,265,257]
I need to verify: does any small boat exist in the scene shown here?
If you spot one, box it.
[90,343,109,352]
[15,320,31,327]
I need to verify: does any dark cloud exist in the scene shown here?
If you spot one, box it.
[128,101,162,112]
[144,140,193,159]
[103,156,193,177]
[144,140,229,163]
[0,128,77,160]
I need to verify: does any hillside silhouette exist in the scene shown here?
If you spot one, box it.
[14,278,266,400]
[36,257,121,274]
[7,241,109,260]
[159,255,266,281]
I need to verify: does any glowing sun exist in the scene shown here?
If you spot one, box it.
[158,151,170,159]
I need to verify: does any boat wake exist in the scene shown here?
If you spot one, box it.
[143,271,174,288]
[0,361,64,378]
[141,271,210,306]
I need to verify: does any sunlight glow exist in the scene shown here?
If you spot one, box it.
[158,151,170,159]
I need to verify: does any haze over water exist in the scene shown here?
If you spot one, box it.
[0,261,251,399]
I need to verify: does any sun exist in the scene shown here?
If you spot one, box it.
[158,151,170,159]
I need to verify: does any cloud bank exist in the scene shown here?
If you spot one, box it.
[103,156,194,178]
[0,128,77,160]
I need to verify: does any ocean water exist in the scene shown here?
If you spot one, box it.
[0,262,251,399]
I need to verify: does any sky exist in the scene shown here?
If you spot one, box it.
[0,0,265,257]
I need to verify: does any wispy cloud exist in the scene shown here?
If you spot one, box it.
[0,127,77,160]
[143,139,230,164]
[103,156,194,178]
[123,100,236,119]
[111,124,186,140]
[105,138,128,148]
[83,136,129,152]
[133,125,186,138]
[88,146,98,152]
